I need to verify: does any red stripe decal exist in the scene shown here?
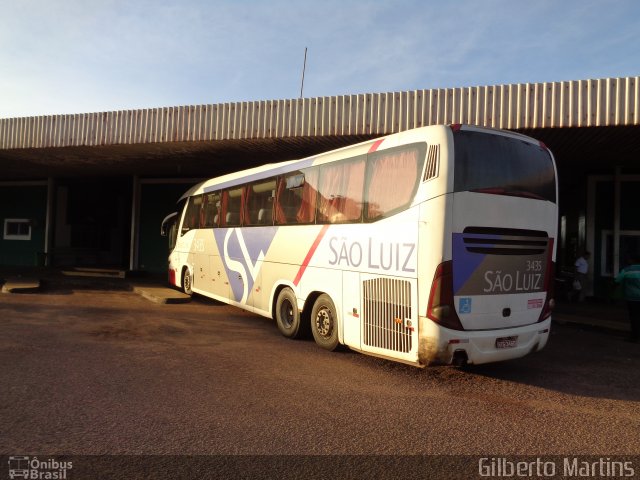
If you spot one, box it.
[293,224,330,286]
[368,139,384,153]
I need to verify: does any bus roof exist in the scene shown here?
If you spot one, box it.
[178,157,300,202]
[177,131,389,202]
[177,124,545,203]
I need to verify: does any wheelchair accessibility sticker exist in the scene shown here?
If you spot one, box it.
[459,297,472,314]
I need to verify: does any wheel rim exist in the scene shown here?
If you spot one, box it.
[280,299,294,328]
[184,271,191,292]
[315,306,333,337]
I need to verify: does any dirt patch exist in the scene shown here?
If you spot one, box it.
[84,318,190,343]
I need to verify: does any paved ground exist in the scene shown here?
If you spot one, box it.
[1,287,638,452]
[0,281,638,478]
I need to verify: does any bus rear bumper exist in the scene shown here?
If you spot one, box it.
[418,317,551,366]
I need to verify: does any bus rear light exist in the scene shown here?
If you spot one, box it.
[450,124,462,132]
[427,260,465,331]
[539,297,554,321]
[448,339,469,344]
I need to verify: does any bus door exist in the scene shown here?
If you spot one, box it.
[202,191,229,300]
[192,233,211,292]
[207,250,229,300]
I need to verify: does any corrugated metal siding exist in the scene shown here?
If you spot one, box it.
[1,76,638,150]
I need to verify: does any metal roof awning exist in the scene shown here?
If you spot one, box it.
[0,76,638,180]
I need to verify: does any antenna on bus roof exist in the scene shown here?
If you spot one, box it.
[300,47,308,99]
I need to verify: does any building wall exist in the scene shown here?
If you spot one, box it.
[0,185,47,266]
[593,180,615,297]
[51,179,131,267]
[0,180,195,272]
[138,183,193,273]
[588,175,640,299]
[558,179,587,270]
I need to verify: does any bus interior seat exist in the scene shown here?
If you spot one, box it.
[226,212,239,225]
[257,208,271,224]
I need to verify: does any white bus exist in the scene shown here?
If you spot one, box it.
[161,124,558,367]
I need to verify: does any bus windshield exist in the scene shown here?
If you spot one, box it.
[453,130,556,203]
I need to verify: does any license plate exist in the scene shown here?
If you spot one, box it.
[496,336,518,349]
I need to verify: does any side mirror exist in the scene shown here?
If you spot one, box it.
[160,212,178,236]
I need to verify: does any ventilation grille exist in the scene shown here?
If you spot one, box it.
[462,227,549,256]
[363,278,412,353]
[423,144,440,181]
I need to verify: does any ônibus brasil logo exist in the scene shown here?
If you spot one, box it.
[8,456,73,479]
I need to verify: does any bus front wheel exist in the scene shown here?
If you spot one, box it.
[311,294,339,351]
[182,268,193,296]
[275,287,305,338]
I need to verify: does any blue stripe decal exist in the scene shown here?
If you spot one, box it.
[452,233,487,294]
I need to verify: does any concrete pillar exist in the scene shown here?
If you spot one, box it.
[129,175,140,271]
[613,166,621,275]
[44,177,55,266]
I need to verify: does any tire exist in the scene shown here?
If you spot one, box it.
[310,294,340,351]
[275,288,305,338]
[182,267,193,296]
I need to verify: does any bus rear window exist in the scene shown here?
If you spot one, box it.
[453,131,556,203]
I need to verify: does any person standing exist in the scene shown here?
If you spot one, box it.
[573,251,590,302]
[615,256,640,343]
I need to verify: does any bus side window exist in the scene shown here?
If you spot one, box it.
[202,192,220,228]
[317,157,365,223]
[181,195,203,235]
[365,147,420,221]
[245,180,275,226]
[221,187,243,227]
[199,194,206,228]
[275,174,299,224]
[275,170,318,224]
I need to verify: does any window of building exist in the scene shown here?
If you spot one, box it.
[3,219,32,241]
[601,230,640,276]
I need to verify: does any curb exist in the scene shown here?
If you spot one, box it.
[1,278,41,294]
[132,286,191,304]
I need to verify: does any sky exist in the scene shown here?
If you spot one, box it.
[1,0,639,118]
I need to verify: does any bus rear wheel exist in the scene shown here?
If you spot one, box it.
[182,268,193,296]
[311,294,339,351]
[275,287,305,338]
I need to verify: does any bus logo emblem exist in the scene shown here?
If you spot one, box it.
[214,227,278,304]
